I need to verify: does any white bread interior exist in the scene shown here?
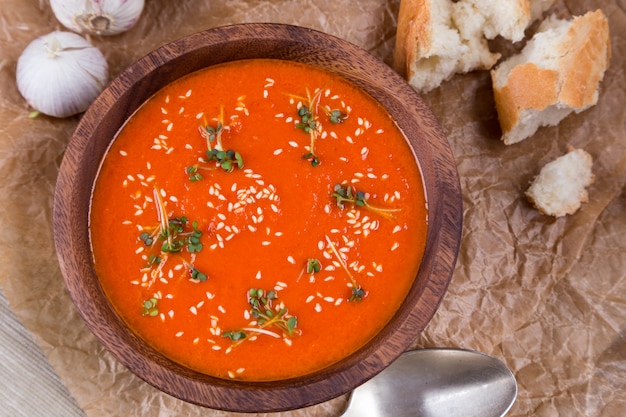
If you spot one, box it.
[491,10,611,145]
[393,0,557,93]
[393,0,500,93]
[525,148,595,217]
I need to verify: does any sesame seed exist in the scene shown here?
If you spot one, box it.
[288,141,299,148]
[273,148,283,155]
[190,306,197,315]
[176,331,184,337]
[119,150,128,156]
[391,242,400,251]
[218,305,226,314]
[287,256,296,264]
[166,122,173,131]
[314,303,322,312]
[261,241,271,246]
[306,295,315,303]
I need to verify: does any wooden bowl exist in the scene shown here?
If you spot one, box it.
[53,23,462,412]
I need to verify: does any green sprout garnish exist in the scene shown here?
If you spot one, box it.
[331,183,401,220]
[188,106,244,179]
[324,235,367,302]
[289,87,348,167]
[142,298,159,317]
[222,288,299,349]
[138,187,207,283]
[349,287,366,303]
[306,258,322,274]
[328,109,348,124]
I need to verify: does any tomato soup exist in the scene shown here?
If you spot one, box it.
[90,59,427,381]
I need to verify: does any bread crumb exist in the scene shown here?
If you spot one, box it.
[525,148,594,217]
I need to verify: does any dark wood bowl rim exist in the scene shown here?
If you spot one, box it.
[53,23,462,412]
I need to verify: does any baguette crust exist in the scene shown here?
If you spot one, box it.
[393,0,500,93]
[492,10,611,145]
[393,0,430,79]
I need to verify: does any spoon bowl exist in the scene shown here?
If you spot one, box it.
[342,348,517,417]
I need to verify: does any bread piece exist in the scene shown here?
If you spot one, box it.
[452,0,554,43]
[393,0,500,93]
[393,0,557,94]
[525,148,594,217]
[491,10,611,145]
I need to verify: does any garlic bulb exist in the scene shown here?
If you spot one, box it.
[50,0,145,36]
[16,31,109,118]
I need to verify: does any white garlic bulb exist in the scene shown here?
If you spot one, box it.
[16,31,109,118]
[50,0,145,36]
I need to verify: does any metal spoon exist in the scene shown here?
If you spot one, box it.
[341,348,517,417]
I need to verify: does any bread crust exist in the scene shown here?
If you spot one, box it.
[558,10,611,108]
[393,0,431,78]
[493,63,559,136]
[492,10,611,144]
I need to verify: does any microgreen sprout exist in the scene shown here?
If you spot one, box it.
[327,109,348,124]
[349,287,366,303]
[290,88,323,167]
[205,149,244,173]
[190,266,208,282]
[222,330,247,342]
[138,187,206,284]
[296,105,317,133]
[332,183,401,220]
[189,107,244,178]
[325,235,367,302]
[306,258,322,274]
[222,287,299,349]
[142,297,159,317]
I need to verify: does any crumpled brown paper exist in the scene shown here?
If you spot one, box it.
[0,0,625,416]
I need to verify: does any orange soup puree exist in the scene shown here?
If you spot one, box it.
[90,59,427,381]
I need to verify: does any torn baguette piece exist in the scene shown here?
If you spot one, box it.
[525,148,594,217]
[453,0,556,43]
[393,0,500,93]
[491,9,611,145]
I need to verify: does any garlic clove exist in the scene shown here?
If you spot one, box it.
[50,0,145,36]
[16,31,109,118]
